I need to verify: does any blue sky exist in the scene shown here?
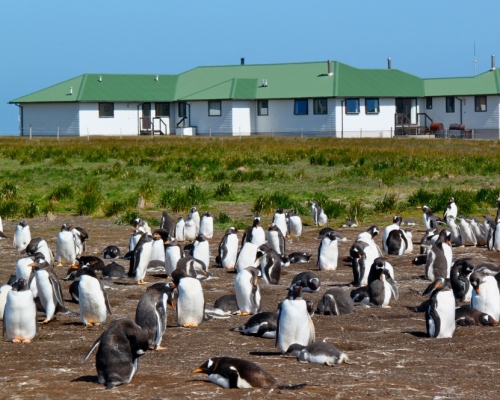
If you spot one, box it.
[1,0,499,135]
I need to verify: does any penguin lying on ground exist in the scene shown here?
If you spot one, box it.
[290,271,321,293]
[231,312,277,338]
[213,295,239,313]
[288,252,313,264]
[285,340,349,366]
[316,288,355,315]
[455,305,498,326]
[102,245,121,260]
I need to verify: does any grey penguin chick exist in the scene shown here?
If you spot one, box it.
[316,288,355,315]
[231,311,277,338]
[285,340,348,365]
[83,318,149,389]
[135,282,174,350]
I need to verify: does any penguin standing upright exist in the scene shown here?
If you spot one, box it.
[234,267,261,315]
[426,278,456,339]
[13,220,31,252]
[446,215,462,246]
[421,205,441,230]
[450,258,474,302]
[128,233,153,285]
[470,269,500,321]
[165,239,184,276]
[425,230,452,281]
[217,227,239,270]
[0,215,6,239]
[159,210,175,237]
[317,231,338,271]
[257,244,283,285]
[276,286,315,354]
[382,215,403,254]
[272,208,288,237]
[174,217,185,242]
[31,258,66,323]
[78,264,112,326]
[235,242,259,273]
[71,226,89,257]
[457,216,477,246]
[199,212,214,239]
[191,234,210,270]
[287,212,302,237]
[171,269,205,327]
[368,260,399,308]
[55,223,77,267]
[443,197,458,220]
[149,229,168,270]
[83,318,149,389]
[241,217,266,247]
[3,279,37,343]
[135,282,174,350]
[311,201,328,227]
[189,207,201,235]
[184,217,197,242]
[267,223,285,255]
[129,229,143,252]
[469,218,487,246]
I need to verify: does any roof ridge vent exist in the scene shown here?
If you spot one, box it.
[327,60,333,76]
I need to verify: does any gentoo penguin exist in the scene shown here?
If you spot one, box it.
[176,256,209,280]
[457,216,477,246]
[3,279,37,343]
[129,228,143,252]
[31,258,66,323]
[470,270,500,321]
[193,357,305,389]
[257,244,282,285]
[290,271,321,293]
[386,228,409,256]
[16,253,43,281]
[241,217,266,247]
[135,282,174,350]
[128,233,153,285]
[0,284,13,320]
[368,265,398,308]
[410,254,428,266]
[234,267,261,315]
[102,245,121,259]
[469,218,487,246]
[311,200,328,227]
[55,223,77,267]
[26,238,53,265]
[450,258,474,302]
[287,211,302,237]
[317,231,338,271]
[216,227,239,270]
[421,205,441,230]
[189,207,201,235]
[235,241,259,273]
[102,262,128,280]
[289,252,313,264]
[426,278,456,338]
[267,223,285,255]
[165,238,184,276]
[443,197,458,220]
[174,217,185,242]
[419,228,438,255]
[13,220,31,252]
[349,228,381,286]
[231,311,278,338]
[214,294,239,313]
[272,208,288,237]
[446,215,462,246]
[78,264,112,326]
[316,288,354,315]
[83,318,149,389]
[285,340,348,366]
[184,216,197,242]
[382,215,403,254]
[455,305,498,326]
[425,229,452,281]
[149,230,167,271]
[199,212,214,239]
[71,226,89,257]
[191,233,210,270]
[0,215,7,239]
[171,268,205,327]
[159,210,175,237]
[276,286,315,354]
[134,217,151,234]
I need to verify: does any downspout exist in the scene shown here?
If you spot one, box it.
[16,104,23,136]
[137,104,141,135]
[455,97,463,126]
[340,99,345,138]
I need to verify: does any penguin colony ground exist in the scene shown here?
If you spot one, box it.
[1,208,500,398]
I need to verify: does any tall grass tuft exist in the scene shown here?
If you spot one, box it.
[346,199,368,225]
[49,184,74,202]
[373,193,399,214]
[322,200,347,219]
[139,178,157,202]
[185,184,208,206]
[22,201,40,218]
[0,183,18,200]
[76,180,104,215]
[476,187,500,207]
[214,183,233,200]
[0,200,22,218]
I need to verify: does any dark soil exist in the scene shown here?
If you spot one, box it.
[1,213,500,399]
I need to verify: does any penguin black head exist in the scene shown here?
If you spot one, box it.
[29,258,50,271]
[102,245,121,259]
[367,225,379,238]
[204,211,212,217]
[325,231,336,241]
[252,217,261,228]
[60,223,72,231]
[393,215,402,225]
[195,233,207,242]
[422,278,448,296]
[285,343,306,357]
[192,358,216,375]
[372,257,386,270]
[171,268,188,287]
[19,220,28,228]
[11,278,29,291]
[275,208,284,214]
[80,263,99,278]
[410,254,427,266]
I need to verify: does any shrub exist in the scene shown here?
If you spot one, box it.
[476,187,500,207]
[0,183,18,200]
[214,183,233,199]
[323,200,347,219]
[22,201,40,218]
[49,183,74,202]
[0,200,22,218]
[139,178,157,202]
[346,199,368,225]
[76,180,103,215]
[373,193,399,214]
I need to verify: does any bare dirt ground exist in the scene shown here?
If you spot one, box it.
[1,211,500,400]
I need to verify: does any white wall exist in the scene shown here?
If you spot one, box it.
[22,103,80,136]
[79,103,139,136]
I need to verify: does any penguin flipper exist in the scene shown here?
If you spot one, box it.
[83,335,102,362]
[325,294,339,316]
[275,303,282,348]
[387,276,399,301]
[428,297,441,338]
[103,288,112,316]
[155,301,167,345]
[49,275,65,308]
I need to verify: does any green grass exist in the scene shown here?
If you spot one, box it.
[0,136,499,224]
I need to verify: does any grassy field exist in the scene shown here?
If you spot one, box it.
[1,136,500,227]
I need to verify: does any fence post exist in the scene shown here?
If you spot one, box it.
[29,125,32,140]
[57,127,60,140]
[301,128,303,139]
[390,127,393,138]
[120,128,122,139]
[87,128,90,141]
[209,127,211,138]
[360,128,362,138]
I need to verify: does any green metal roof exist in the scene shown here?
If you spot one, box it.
[424,69,500,96]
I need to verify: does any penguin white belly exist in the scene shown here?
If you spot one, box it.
[382,279,392,308]
[36,270,57,320]
[494,223,500,252]
[472,281,500,321]
[274,215,287,237]
[16,258,33,280]
[38,243,53,265]
[434,291,456,338]
[200,219,214,239]
[56,232,76,264]
[250,227,266,247]
[318,239,338,271]
[267,232,282,255]
[165,247,182,276]
[129,234,140,251]
[463,285,473,303]
[184,221,197,242]
[79,276,108,325]
[236,243,258,273]
[288,216,302,237]
[404,231,413,254]
[318,212,328,227]
[4,290,36,341]
[442,244,452,277]
[150,240,166,263]
[361,246,378,285]
[193,241,210,270]
[177,278,204,326]
[208,374,230,389]
[221,235,239,269]
[175,221,185,241]
[0,284,13,320]
[134,242,153,281]
[235,271,260,314]
[277,300,311,353]
[382,224,398,254]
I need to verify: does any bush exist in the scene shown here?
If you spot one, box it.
[49,184,74,202]
[214,183,233,199]
[373,193,399,214]
[0,182,18,200]
[346,199,368,225]
[0,200,22,218]
[76,180,103,215]
[322,200,347,219]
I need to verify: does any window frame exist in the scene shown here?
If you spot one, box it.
[258,100,269,116]
[208,100,222,117]
[98,102,114,118]
[365,98,380,114]
[294,99,309,115]
[345,98,360,114]
[475,95,487,112]
[155,102,170,117]
[426,97,433,110]
[446,96,455,113]
[178,102,187,118]
[313,98,328,115]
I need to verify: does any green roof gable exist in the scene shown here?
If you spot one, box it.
[424,69,500,96]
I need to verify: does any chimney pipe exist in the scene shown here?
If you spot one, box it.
[388,57,392,70]
[491,54,496,71]
[241,57,245,65]
[327,60,333,76]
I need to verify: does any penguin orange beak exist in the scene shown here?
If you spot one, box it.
[164,240,171,245]
[253,277,259,285]
[71,265,80,270]
[28,262,36,267]
[475,287,480,294]
[192,368,203,374]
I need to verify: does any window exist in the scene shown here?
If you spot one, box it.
[208,100,221,116]
[475,95,487,112]
[365,98,380,114]
[99,102,114,118]
[258,100,268,116]
[155,102,170,117]
[313,98,327,114]
[446,96,455,113]
[178,102,187,118]
[345,98,360,114]
[294,99,308,115]
[426,97,433,110]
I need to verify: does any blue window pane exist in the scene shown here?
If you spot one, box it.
[345,99,359,114]
[294,99,308,115]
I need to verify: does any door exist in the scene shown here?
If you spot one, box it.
[142,103,151,130]
[396,98,417,125]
